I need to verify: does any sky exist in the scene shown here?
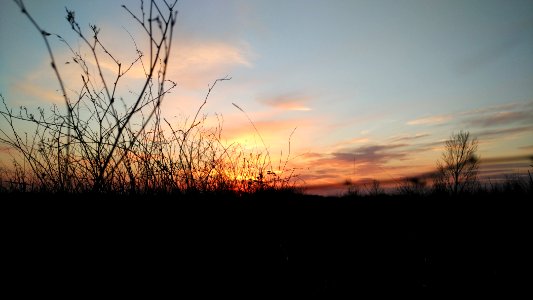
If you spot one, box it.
[1,0,532,195]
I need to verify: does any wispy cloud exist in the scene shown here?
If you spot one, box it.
[406,101,533,131]
[86,40,254,90]
[8,37,254,108]
[390,133,430,143]
[407,114,453,125]
[466,111,532,127]
[460,101,530,116]
[176,41,252,68]
[296,143,416,184]
[258,92,312,111]
[476,126,533,139]
[169,41,253,89]
[461,101,533,128]
[12,82,64,105]
[328,137,371,151]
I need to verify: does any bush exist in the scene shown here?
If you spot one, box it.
[0,1,299,195]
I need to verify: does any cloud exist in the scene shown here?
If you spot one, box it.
[406,101,533,132]
[466,111,532,127]
[407,114,453,126]
[293,134,450,194]
[332,144,408,164]
[258,92,312,111]
[478,161,532,178]
[168,41,253,89]
[12,82,64,105]
[476,126,533,139]
[349,137,371,143]
[176,41,252,68]
[462,101,533,128]
[291,101,532,194]
[478,155,533,164]
[460,101,530,116]
[330,137,370,149]
[81,39,254,90]
[299,144,411,181]
[390,133,430,143]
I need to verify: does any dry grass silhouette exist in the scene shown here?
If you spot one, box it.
[0,0,300,195]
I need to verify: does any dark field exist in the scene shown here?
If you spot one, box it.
[3,191,529,297]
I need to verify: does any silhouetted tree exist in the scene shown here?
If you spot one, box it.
[435,130,479,195]
[397,176,427,196]
[367,179,384,196]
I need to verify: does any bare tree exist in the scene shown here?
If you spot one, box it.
[435,130,479,195]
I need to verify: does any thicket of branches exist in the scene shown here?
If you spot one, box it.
[0,0,299,194]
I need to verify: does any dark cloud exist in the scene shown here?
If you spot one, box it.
[390,134,430,143]
[475,126,533,138]
[454,101,533,130]
[479,163,530,177]
[466,110,533,128]
[479,155,533,164]
[332,144,408,165]
[408,101,533,130]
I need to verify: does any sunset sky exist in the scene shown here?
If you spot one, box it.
[1,0,532,194]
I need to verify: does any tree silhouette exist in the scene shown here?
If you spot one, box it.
[435,130,479,195]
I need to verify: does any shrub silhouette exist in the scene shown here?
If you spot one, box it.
[397,176,427,196]
[0,1,299,194]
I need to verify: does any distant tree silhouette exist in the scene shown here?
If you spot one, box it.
[435,130,479,195]
[397,176,427,196]
[367,179,384,196]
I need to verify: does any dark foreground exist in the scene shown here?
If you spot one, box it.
[2,191,529,297]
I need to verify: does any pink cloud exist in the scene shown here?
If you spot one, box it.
[407,114,453,125]
[258,93,312,111]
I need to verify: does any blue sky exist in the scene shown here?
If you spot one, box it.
[1,0,532,194]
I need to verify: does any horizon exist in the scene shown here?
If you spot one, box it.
[1,0,532,196]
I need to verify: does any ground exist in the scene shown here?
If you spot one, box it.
[2,191,529,297]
